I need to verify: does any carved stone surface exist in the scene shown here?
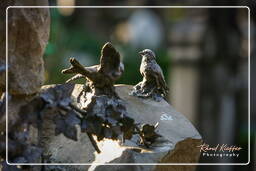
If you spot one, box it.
[130,49,169,101]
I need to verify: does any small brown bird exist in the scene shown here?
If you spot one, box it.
[133,49,169,99]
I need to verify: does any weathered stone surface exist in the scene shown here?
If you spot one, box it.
[0,0,50,140]
[0,93,38,133]
[91,85,202,171]
[39,84,93,171]
[0,2,49,170]
[40,84,201,171]
[5,4,50,95]
[0,0,13,94]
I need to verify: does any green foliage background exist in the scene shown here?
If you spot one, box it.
[43,8,170,86]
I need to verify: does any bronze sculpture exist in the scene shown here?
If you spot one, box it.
[1,43,164,166]
[61,42,159,152]
[62,42,124,96]
[130,49,169,101]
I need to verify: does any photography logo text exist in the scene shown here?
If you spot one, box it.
[197,143,242,158]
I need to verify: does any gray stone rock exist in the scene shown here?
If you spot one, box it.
[3,3,50,95]
[40,84,202,171]
[91,85,202,171]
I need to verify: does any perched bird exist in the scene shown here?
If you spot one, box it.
[134,49,169,99]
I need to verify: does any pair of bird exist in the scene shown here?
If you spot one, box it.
[62,42,168,100]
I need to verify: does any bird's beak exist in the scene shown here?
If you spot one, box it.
[139,51,144,56]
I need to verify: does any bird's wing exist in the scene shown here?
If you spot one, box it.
[152,63,169,91]
[98,42,121,75]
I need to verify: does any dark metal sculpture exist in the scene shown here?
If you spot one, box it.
[62,43,124,95]
[62,42,156,152]
[130,49,169,101]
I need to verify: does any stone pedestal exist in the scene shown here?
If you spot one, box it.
[40,84,202,171]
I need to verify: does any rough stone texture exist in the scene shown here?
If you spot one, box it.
[0,0,50,130]
[92,85,202,171]
[5,5,50,95]
[40,84,202,171]
[0,0,49,95]
[0,2,49,170]
[0,0,13,94]
[1,94,34,132]
[39,84,93,171]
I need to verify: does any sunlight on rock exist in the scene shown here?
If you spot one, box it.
[95,138,126,162]
[88,137,126,171]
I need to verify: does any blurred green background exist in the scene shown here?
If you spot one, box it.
[44,8,170,86]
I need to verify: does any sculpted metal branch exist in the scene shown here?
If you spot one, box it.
[130,49,169,101]
[62,42,124,96]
